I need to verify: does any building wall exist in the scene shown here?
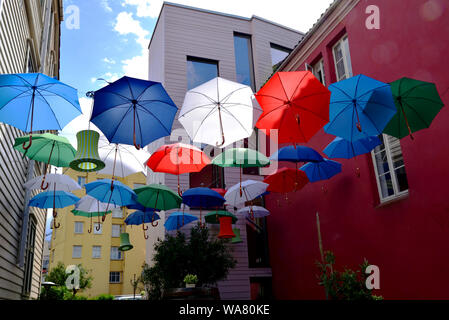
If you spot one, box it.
[267,0,449,299]
[49,170,148,298]
[147,3,302,299]
[0,0,62,300]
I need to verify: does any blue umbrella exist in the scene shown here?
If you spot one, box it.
[300,159,342,182]
[0,73,81,149]
[270,145,323,163]
[125,209,161,239]
[182,187,225,227]
[165,211,198,231]
[323,136,382,159]
[126,203,158,212]
[90,76,178,150]
[324,74,397,142]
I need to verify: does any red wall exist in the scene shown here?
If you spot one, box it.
[266,0,449,299]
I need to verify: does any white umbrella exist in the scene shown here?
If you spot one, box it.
[179,77,261,148]
[72,195,119,233]
[97,143,150,178]
[225,180,268,206]
[24,173,81,192]
[237,206,270,219]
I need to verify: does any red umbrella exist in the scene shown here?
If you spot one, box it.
[146,143,211,195]
[255,71,330,145]
[211,188,227,197]
[263,167,309,198]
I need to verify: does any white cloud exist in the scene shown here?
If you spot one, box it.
[122,0,163,18]
[103,57,116,64]
[100,0,113,12]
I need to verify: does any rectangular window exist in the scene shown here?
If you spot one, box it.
[234,33,256,90]
[372,134,409,202]
[72,246,82,259]
[74,222,83,234]
[313,59,326,85]
[186,56,219,90]
[332,35,353,81]
[111,224,122,238]
[93,223,103,234]
[110,247,123,260]
[22,217,37,296]
[109,272,121,283]
[78,176,86,187]
[270,43,291,73]
[112,208,123,218]
[92,246,101,259]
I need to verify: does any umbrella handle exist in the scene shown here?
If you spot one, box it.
[41,176,49,191]
[53,218,60,229]
[143,228,149,240]
[151,220,158,227]
[216,104,225,147]
[143,223,148,231]
[133,105,142,150]
[95,223,101,231]
[22,135,33,150]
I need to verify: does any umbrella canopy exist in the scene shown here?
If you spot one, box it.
[324,74,397,141]
[211,188,227,197]
[205,210,238,224]
[211,148,270,168]
[263,167,309,194]
[71,195,113,233]
[29,191,79,209]
[224,180,269,206]
[270,145,323,163]
[0,73,81,149]
[383,77,445,139]
[182,187,225,208]
[90,76,177,149]
[165,211,198,231]
[300,159,342,183]
[134,184,182,211]
[24,173,81,192]
[179,77,260,148]
[97,143,150,178]
[323,136,382,159]
[237,206,270,219]
[255,71,331,144]
[124,210,160,225]
[85,179,137,209]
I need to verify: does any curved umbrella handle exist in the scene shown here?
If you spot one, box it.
[53,218,61,229]
[216,105,225,147]
[151,220,159,227]
[41,176,49,191]
[216,134,225,148]
[22,135,33,150]
[102,214,107,222]
[133,105,142,150]
[143,228,149,240]
[143,223,149,231]
[95,223,101,232]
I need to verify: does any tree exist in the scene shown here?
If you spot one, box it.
[44,262,93,297]
[141,225,237,300]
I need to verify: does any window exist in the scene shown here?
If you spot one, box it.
[92,246,101,259]
[372,134,409,202]
[93,223,102,234]
[78,176,86,187]
[109,272,121,283]
[112,208,123,218]
[247,216,270,268]
[186,56,219,90]
[74,222,83,234]
[110,247,123,260]
[111,224,122,238]
[22,216,37,296]
[234,33,255,90]
[72,246,82,258]
[313,59,326,85]
[332,35,353,81]
[270,43,291,72]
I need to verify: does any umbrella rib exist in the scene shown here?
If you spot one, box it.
[178,103,216,118]
[256,103,288,123]
[37,87,82,111]
[0,89,32,112]
[220,107,252,135]
[136,99,178,110]
[135,105,145,148]
[135,82,159,100]
[405,96,444,106]
[326,101,354,130]
[403,100,431,128]
[108,107,134,143]
[13,74,34,87]
[290,72,310,100]
[401,82,435,98]
[255,93,286,103]
[220,86,251,105]
[136,102,171,135]
[290,100,330,121]
[191,107,219,141]
[187,91,218,104]
[276,74,291,101]
[330,85,353,100]
[35,89,63,130]
[98,90,132,103]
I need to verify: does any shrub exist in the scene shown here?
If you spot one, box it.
[93,294,115,300]
[183,274,198,284]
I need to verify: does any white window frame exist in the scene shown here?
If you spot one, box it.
[371,134,409,203]
[111,224,122,238]
[92,246,101,259]
[72,246,82,259]
[332,35,353,81]
[112,208,123,218]
[93,223,103,234]
[110,247,123,260]
[109,272,121,283]
[312,58,326,85]
[74,222,83,234]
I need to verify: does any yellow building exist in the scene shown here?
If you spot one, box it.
[49,169,149,298]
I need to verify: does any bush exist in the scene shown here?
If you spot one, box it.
[93,294,115,300]
[184,274,198,284]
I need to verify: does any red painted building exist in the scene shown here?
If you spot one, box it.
[265,0,449,299]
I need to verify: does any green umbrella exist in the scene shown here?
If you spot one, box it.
[134,184,182,211]
[14,133,76,190]
[383,77,444,140]
[205,210,238,224]
[72,210,111,233]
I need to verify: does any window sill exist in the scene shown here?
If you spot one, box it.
[375,191,409,208]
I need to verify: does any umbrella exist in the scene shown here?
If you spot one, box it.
[204,210,238,224]
[237,206,270,220]
[165,211,198,231]
[263,167,309,197]
[211,188,227,197]
[182,187,226,226]
[224,180,269,207]
[383,77,445,140]
[179,77,260,148]
[125,209,160,239]
[255,71,330,144]
[0,73,81,149]
[24,173,81,192]
[324,74,397,141]
[71,195,115,233]
[134,184,182,211]
[270,145,323,171]
[212,148,270,196]
[90,76,178,150]
[323,136,382,159]
[300,159,342,183]
[146,143,210,195]
[14,133,76,190]
[29,190,80,228]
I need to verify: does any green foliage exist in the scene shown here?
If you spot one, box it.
[184,274,198,284]
[141,225,236,300]
[92,294,115,300]
[40,286,68,300]
[316,251,383,300]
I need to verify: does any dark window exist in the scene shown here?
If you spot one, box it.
[250,277,273,300]
[270,43,291,73]
[246,196,270,268]
[233,33,255,90]
[187,56,219,90]
[22,216,37,296]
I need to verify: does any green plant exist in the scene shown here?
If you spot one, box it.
[44,262,93,297]
[316,251,382,300]
[92,294,115,300]
[184,274,198,284]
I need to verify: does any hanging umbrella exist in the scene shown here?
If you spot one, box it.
[179,77,260,148]
[270,145,323,163]
[255,71,330,144]
[263,167,309,197]
[24,173,81,192]
[90,76,178,150]
[146,143,210,195]
[211,188,227,197]
[0,73,81,149]
[324,74,397,141]
[237,206,270,220]
[182,187,226,227]
[14,133,76,190]
[224,180,269,207]
[323,136,382,159]
[165,211,198,231]
[125,209,160,239]
[29,190,80,228]
[300,159,342,183]
[383,77,445,140]
[204,210,238,224]
[212,148,270,196]
[134,184,182,211]
[71,195,114,233]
